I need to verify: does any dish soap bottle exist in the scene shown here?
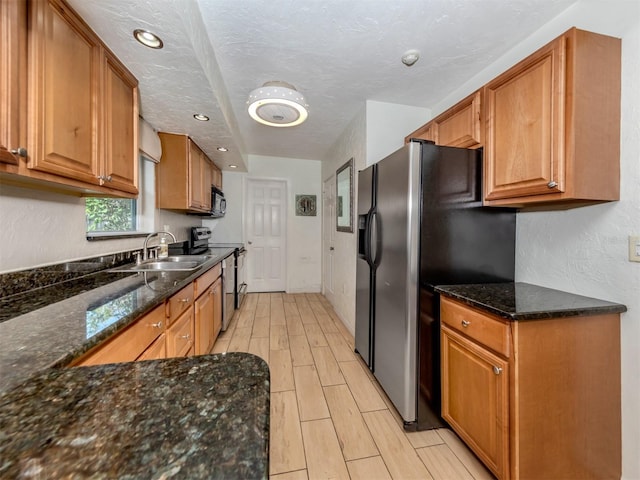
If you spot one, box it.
[158,236,169,258]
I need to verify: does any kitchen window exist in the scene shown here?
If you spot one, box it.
[85,156,155,239]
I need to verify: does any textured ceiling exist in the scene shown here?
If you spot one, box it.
[66,0,576,171]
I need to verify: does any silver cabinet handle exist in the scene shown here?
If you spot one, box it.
[151,321,163,329]
[547,181,558,188]
[493,366,503,375]
[10,147,27,157]
[180,298,190,303]
[461,320,470,327]
[181,334,191,340]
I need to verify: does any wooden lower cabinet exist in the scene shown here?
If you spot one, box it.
[71,265,223,367]
[137,333,166,361]
[73,304,165,366]
[195,284,215,355]
[441,325,509,479]
[166,307,195,358]
[440,297,621,480]
[195,274,223,355]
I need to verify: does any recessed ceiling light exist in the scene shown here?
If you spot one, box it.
[193,114,209,121]
[133,29,163,49]
[229,165,238,169]
[217,147,228,152]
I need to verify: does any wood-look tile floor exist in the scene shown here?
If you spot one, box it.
[213,292,495,480]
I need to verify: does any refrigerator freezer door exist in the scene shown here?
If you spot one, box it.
[355,165,375,368]
[373,143,421,425]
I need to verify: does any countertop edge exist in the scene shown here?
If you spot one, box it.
[436,283,628,321]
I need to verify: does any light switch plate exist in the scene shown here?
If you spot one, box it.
[629,236,640,262]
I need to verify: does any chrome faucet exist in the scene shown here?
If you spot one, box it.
[143,231,177,261]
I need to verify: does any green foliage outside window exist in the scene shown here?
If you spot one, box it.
[86,198,136,232]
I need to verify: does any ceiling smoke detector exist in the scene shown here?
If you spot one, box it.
[401,49,420,67]
[247,81,309,127]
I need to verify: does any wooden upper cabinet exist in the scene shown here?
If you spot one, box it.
[484,28,621,208]
[434,90,482,148]
[0,0,139,196]
[103,51,138,194]
[212,163,222,191]
[157,132,214,213]
[405,90,482,148]
[28,0,101,184]
[0,0,27,168]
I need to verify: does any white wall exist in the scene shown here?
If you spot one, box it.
[247,155,323,293]
[365,100,431,166]
[202,170,244,243]
[322,108,367,333]
[0,182,200,273]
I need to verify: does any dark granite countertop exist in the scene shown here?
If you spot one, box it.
[0,247,236,394]
[0,353,270,479]
[435,282,627,320]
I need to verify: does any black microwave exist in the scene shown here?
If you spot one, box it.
[189,186,226,217]
[211,186,226,217]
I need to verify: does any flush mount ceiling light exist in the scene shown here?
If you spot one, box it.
[193,114,209,121]
[133,29,163,49]
[229,164,238,169]
[247,81,309,127]
[216,146,228,152]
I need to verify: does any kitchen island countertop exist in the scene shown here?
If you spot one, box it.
[0,352,270,479]
[435,282,627,320]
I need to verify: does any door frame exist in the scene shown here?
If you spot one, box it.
[322,174,336,302]
[243,176,288,292]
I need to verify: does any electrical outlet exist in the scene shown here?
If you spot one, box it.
[629,236,640,262]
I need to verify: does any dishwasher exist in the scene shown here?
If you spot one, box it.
[221,256,234,331]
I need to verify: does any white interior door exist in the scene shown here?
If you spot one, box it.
[322,176,336,301]
[246,178,287,292]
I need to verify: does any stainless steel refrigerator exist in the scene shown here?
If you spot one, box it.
[355,140,516,430]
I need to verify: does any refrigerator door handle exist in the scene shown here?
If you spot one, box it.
[371,209,382,267]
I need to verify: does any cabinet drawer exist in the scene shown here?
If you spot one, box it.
[194,263,221,298]
[166,307,194,358]
[75,304,165,366]
[441,297,511,357]
[167,282,194,325]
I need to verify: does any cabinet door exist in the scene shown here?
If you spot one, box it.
[103,51,138,194]
[212,277,222,340]
[434,90,482,148]
[212,164,222,190]
[188,141,203,209]
[200,156,213,211]
[405,122,434,144]
[0,0,26,166]
[27,0,101,185]
[441,325,509,479]
[484,36,565,201]
[194,286,215,355]
[137,332,166,361]
[166,307,194,357]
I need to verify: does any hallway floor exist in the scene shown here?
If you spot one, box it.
[213,292,494,480]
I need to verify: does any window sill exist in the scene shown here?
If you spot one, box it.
[86,232,152,241]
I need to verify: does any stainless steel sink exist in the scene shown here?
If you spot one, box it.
[109,255,213,272]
